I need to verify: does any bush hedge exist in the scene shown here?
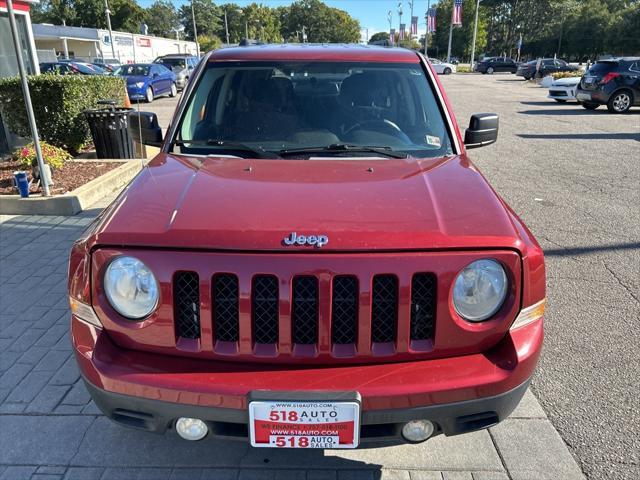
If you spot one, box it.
[0,75,126,154]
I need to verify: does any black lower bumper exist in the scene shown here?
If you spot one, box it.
[84,377,530,446]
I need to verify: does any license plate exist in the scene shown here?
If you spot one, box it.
[249,401,360,448]
[576,92,591,101]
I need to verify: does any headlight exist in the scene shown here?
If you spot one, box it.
[453,259,508,322]
[104,256,159,319]
[135,82,145,88]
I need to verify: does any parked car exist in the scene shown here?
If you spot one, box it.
[113,63,177,102]
[40,61,107,75]
[475,57,518,74]
[516,58,578,80]
[547,76,582,102]
[92,57,121,72]
[430,58,456,75]
[153,54,199,90]
[576,57,640,113]
[69,45,545,448]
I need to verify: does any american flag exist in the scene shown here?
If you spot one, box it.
[411,16,418,35]
[452,0,463,25]
[427,8,436,33]
[399,23,406,40]
[390,28,395,45]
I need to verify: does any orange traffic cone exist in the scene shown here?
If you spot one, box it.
[124,86,131,108]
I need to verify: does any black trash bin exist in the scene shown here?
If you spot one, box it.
[84,100,134,159]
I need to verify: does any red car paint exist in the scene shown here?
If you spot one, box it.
[69,45,545,442]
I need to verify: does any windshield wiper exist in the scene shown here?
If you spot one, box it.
[173,139,280,159]
[278,143,408,159]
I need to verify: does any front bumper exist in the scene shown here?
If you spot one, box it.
[73,316,543,444]
[548,86,577,101]
[126,86,146,101]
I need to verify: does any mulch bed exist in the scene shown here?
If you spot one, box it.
[0,160,121,195]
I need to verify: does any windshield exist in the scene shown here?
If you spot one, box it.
[73,63,105,74]
[156,58,187,71]
[174,61,453,158]
[114,65,150,76]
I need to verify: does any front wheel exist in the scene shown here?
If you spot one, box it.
[145,87,154,103]
[580,102,599,110]
[487,67,494,74]
[444,67,452,75]
[169,83,177,98]
[607,90,632,113]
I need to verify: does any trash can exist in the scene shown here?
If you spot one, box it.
[84,100,134,159]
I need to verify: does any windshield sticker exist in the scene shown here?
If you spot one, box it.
[425,135,441,147]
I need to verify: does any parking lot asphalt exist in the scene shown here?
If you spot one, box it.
[439,73,639,480]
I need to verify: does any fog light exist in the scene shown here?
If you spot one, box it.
[402,419,435,443]
[175,417,208,441]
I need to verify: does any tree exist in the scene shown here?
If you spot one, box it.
[281,0,360,43]
[243,3,282,42]
[369,32,389,43]
[144,1,180,38]
[198,34,222,52]
[180,0,221,40]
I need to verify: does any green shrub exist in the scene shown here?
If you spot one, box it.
[456,65,473,73]
[0,75,126,154]
[12,141,71,170]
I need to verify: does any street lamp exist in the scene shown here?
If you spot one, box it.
[191,0,200,56]
[103,0,116,59]
[470,0,482,68]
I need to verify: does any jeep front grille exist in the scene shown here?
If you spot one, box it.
[172,263,439,359]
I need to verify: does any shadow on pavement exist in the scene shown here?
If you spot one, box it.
[544,242,640,257]
[518,132,640,141]
[520,101,573,106]
[519,108,640,115]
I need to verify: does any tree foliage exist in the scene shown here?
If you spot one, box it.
[143,1,180,39]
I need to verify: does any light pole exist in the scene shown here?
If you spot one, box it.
[470,0,481,68]
[398,2,403,40]
[6,0,50,196]
[224,9,230,45]
[191,0,200,56]
[408,0,414,39]
[446,1,454,62]
[103,0,116,59]
[387,10,392,42]
[424,0,431,56]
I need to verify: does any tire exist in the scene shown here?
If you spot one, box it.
[169,83,177,98]
[444,67,452,75]
[487,67,494,74]
[607,90,633,113]
[580,102,599,110]
[145,87,154,103]
[554,99,567,103]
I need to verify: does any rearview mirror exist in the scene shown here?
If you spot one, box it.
[464,113,499,149]
[128,111,163,147]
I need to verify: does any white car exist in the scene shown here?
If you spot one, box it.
[429,59,457,75]
[547,77,582,102]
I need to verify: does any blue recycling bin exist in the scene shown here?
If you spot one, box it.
[14,171,29,198]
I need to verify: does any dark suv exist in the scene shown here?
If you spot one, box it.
[576,57,640,113]
[516,58,578,80]
[475,57,518,74]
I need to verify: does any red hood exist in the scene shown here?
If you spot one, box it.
[90,154,524,252]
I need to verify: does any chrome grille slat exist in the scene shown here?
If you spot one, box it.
[174,272,200,339]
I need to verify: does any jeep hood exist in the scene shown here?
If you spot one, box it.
[91,154,524,251]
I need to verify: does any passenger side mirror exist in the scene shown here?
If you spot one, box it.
[464,113,499,149]
[128,111,163,147]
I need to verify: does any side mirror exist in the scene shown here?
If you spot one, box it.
[129,111,163,147]
[464,113,499,149]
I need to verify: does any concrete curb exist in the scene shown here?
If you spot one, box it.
[0,159,145,216]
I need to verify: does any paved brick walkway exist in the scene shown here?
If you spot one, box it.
[0,198,585,480]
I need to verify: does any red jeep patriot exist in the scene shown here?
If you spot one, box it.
[69,45,545,448]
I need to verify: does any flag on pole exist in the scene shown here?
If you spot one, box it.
[390,28,396,45]
[452,0,463,25]
[411,16,418,35]
[399,23,406,40]
[427,8,437,33]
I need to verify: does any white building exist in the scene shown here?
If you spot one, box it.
[33,23,198,64]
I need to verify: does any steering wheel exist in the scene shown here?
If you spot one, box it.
[343,119,407,140]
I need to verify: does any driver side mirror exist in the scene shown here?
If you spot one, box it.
[464,113,499,149]
[129,112,163,147]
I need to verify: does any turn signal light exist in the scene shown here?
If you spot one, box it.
[510,299,545,331]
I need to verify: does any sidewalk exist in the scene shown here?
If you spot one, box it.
[0,198,585,480]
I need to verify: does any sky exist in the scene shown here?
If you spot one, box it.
[136,0,439,42]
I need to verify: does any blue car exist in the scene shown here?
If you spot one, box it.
[113,63,177,103]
